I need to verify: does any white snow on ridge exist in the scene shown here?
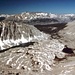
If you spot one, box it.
[0,14,14,18]
[64,14,75,17]
[1,12,75,23]
[19,12,75,23]
[36,12,48,16]
[0,34,33,50]
[0,32,48,50]
[49,13,57,18]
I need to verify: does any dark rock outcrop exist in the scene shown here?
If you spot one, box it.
[0,17,5,21]
[62,45,74,54]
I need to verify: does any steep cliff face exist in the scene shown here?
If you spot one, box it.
[0,21,47,50]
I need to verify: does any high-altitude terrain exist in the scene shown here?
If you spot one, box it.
[0,12,75,75]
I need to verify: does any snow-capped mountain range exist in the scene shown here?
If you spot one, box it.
[0,12,75,23]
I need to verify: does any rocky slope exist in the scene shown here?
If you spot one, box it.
[0,38,66,75]
[0,20,68,75]
[0,20,48,50]
[0,12,75,75]
[58,21,75,49]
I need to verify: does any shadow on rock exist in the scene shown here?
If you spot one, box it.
[0,42,35,53]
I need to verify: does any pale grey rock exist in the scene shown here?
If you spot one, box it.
[0,21,48,50]
[58,21,75,49]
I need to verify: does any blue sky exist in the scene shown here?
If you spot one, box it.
[0,0,75,14]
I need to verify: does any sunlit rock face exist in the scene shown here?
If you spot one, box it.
[58,21,75,49]
[0,21,47,50]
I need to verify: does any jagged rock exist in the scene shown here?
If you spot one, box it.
[4,12,75,24]
[0,21,48,50]
[0,39,65,73]
[62,45,74,54]
[1,12,75,75]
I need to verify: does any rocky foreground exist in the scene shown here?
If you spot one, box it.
[0,13,75,75]
[0,20,66,75]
